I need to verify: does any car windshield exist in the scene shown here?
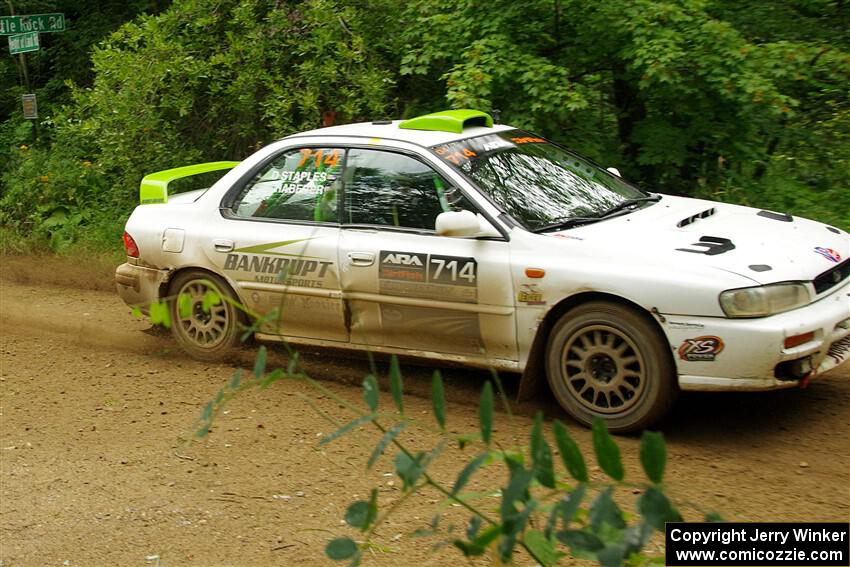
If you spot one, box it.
[431,130,651,231]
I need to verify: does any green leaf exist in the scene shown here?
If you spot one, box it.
[589,487,626,530]
[431,370,446,431]
[556,529,605,553]
[524,530,563,567]
[325,537,358,561]
[592,418,624,481]
[319,414,374,446]
[451,452,488,496]
[546,483,586,537]
[201,289,220,313]
[637,487,682,531]
[149,300,171,328]
[500,464,534,520]
[363,374,379,412]
[367,422,406,469]
[704,511,725,522]
[131,306,143,318]
[452,525,500,557]
[345,495,376,532]
[553,420,588,482]
[195,424,210,438]
[531,412,555,488]
[229,370,241,389]
[639,431,666,484]
[345,501,370,530]
[394,451,426,490]
[178,292,192,319]
[389,355,404,415]
[200,401,214,421]
[598,544,626,567]
[479,381,493,446]
[253,346,267,378]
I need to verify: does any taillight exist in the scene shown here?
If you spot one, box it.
[123,231,140,258]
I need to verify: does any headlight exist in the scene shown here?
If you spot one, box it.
[719,283,810,318]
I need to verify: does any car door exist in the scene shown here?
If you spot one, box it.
[213,145,348,342]
[337,147,517,363]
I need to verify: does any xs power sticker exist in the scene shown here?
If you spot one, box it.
[223,239,334,287]
[379,251,477,303]
[678,335,725,362]
[380,304,483,354]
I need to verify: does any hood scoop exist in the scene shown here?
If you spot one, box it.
[677,207,716,228]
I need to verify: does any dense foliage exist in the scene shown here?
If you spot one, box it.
[1,0,848,251]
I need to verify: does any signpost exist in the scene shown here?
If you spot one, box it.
[22,93,37,119]
[3,8,66,143]
[8,31,38,54]
[0,13,65,34]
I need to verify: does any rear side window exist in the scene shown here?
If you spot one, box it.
[231,147,342,222]
[343,149,471,231]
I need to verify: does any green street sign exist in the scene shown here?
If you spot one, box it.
[8,31,39,54]
[0,13,65,35]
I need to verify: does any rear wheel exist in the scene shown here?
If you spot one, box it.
[545,301,677,433]
[168,270,242,361]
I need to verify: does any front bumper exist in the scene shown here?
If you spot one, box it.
[661,280,850,391]
[115,261,171,313]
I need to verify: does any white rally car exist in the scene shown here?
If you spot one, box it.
[116,109,850,431]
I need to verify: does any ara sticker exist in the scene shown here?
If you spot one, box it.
[678,336,725,362]
[814,247,841,263]
[517,284,545,305]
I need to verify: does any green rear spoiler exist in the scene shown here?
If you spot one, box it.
[139,161,239,204]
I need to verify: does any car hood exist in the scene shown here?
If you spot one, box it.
[557,194,849,286]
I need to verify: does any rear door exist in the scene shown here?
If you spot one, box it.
[213,146,348,342]
[337,147,517,362]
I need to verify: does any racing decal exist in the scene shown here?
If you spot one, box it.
[667,321,705,330]
[676,236,735,256]
[517,284,545,306]
[223,239,333,286]
[510,136,546,145]
[379,250,477,303]
[814,247,841,263]
[224,255,333,286]
[678,335,725,362]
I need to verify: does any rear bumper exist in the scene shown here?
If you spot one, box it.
[115,261,171,313]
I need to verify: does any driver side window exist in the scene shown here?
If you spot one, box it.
[343,149,472,230]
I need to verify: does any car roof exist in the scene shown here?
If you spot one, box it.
[283,119,516,148]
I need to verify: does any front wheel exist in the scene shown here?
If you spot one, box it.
[545,301,677,433]
[168,270,243,362]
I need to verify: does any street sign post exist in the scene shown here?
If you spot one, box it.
[0,13,65,35]
[22,94,37,119]
[8,31,38,54]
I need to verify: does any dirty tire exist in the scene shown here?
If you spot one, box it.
[545,301,677,433]
[168,270,242,362]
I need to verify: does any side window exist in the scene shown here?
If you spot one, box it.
[231,147,343,222]
[344,149,472,230]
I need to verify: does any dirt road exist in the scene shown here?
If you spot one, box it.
[1,259,848,566]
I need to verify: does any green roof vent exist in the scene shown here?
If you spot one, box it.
[399,109,493,134]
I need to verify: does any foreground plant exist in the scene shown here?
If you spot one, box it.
[184,334,708,567]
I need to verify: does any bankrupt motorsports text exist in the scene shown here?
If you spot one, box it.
[666,523,849,566]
